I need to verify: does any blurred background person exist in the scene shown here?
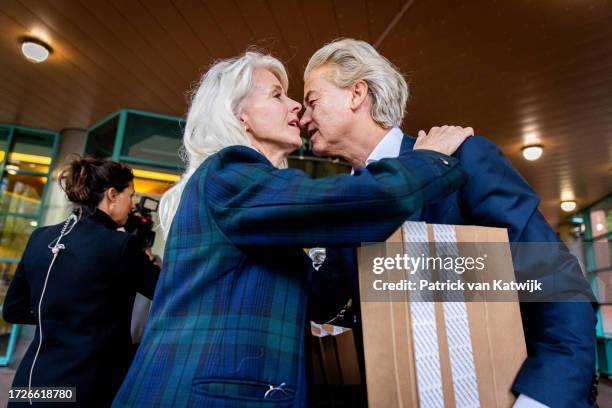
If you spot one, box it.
[3,158,160,407]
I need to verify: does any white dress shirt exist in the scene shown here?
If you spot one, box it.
[351,126,403,174]
[514,394,550,408]
[364,126,404,166]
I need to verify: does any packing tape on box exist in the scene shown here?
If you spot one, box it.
[433,224,480,408]
[402,222,480,408]
[402,222,444,407]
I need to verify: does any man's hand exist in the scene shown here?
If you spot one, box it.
[144,246,162,267]
[414,125,474,156]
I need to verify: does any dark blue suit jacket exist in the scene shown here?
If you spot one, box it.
[313,135,597,408]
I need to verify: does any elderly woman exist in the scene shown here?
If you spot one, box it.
[113,52,472,407]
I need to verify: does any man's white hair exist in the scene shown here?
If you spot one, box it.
[304,38,408,128]
[159,51,288,236]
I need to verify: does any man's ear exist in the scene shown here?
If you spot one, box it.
[350,80,369,111]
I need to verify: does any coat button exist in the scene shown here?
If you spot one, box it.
[440,158,450,166]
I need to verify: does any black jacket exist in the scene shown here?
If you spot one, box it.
[3,209,160,407]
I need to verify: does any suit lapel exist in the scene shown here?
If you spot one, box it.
[400,133,416,152]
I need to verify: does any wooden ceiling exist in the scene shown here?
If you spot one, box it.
[1,0,611,226]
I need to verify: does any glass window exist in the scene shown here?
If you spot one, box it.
[0,259,18,300]
[8,130,54,173]
[0,260,18,356]
[590,199,612,239]
[0,126,57,366]
[593,237,611,272]
[0,215,35,260]
[121,113,183,165]
[0,172,46,215]
[85,116,118,159]
[133,177,177,196]
[126,162,180,196]
[0,127,8,161]
[596,269,612,303]
[601,305,612,336]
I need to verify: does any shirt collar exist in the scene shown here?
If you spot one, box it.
[353,127,404,173]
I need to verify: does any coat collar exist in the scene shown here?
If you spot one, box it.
[88,208,119,230]
[399,134,423,221]
[400,133,416,154]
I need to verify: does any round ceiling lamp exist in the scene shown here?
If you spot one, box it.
[521,144,543,161]
[560,200,577,212]
[21,38,51,63]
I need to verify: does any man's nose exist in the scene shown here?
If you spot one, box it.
[300,108,312,129]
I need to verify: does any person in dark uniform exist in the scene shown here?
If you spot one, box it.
[3,157,160,407]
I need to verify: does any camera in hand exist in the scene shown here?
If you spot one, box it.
[124,196,159,247]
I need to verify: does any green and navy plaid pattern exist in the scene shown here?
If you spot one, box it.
[113,145,463,407]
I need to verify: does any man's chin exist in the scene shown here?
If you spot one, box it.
[311,143,328,157]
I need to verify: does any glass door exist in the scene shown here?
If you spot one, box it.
[0,125,58,365]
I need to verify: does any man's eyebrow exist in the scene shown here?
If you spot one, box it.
[271,84,283,92]
[304,90,317,104]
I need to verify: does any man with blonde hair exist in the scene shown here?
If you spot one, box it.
[301,38,597,408]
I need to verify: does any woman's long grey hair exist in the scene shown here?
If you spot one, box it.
[158,51,289,236]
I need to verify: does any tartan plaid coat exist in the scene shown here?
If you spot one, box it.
[112,145,463,407]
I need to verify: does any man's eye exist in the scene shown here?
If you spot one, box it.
[274,93,282,99]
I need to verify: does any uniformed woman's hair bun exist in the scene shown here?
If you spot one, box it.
[59,157,134,211]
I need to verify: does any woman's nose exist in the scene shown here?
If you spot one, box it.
[289,98,302,113]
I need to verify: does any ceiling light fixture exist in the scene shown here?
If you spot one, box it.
[21,38,51,63]
[5,164,19,175]
[560,200,577,212]
[521,144,543,161]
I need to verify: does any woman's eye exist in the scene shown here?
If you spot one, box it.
[274,93,282,99]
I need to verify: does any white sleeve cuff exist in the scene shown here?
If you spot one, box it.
[513,394,550,408]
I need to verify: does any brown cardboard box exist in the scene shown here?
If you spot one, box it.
[358,223,527,407]
[311,323,361,385]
